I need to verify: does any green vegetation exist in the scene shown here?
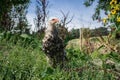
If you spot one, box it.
[0,0,120,79]
[0,33,120,80]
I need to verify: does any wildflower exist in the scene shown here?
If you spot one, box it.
[110,0,117,5]
[117,16,120,22]
[107,14,111,18]
[111,4,119,10]
[115,4,119,10]
[112,0,117,1]
[102,18,107,23]
[111,9,116,14]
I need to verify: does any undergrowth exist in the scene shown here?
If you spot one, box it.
[0,32,120,80]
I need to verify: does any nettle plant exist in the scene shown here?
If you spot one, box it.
[102,0,120,30]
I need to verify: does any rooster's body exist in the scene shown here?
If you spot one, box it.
[42,17,67,67]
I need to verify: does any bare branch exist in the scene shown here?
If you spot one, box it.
[66,15,74,25]
[34,0,49,33]
[60,10,74,27]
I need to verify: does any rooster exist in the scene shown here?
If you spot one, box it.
[42,17,67,68]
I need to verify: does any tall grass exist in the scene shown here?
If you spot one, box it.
[0,32,120,80]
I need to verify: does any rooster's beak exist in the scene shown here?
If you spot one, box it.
[55,18,59,22]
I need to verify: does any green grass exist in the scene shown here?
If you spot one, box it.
[0,40,48,80]
[0,36,119,80]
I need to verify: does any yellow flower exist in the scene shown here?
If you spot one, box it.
[102,18,107,23]
[117,17,120,22]
[115,4,119,10]
[110,9,116,14]
[112,0,117,1]
[110,0,117,5]
[107,14,111,18]
[111,4,119,10]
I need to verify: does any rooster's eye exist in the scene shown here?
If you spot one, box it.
[52,19,55,20]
